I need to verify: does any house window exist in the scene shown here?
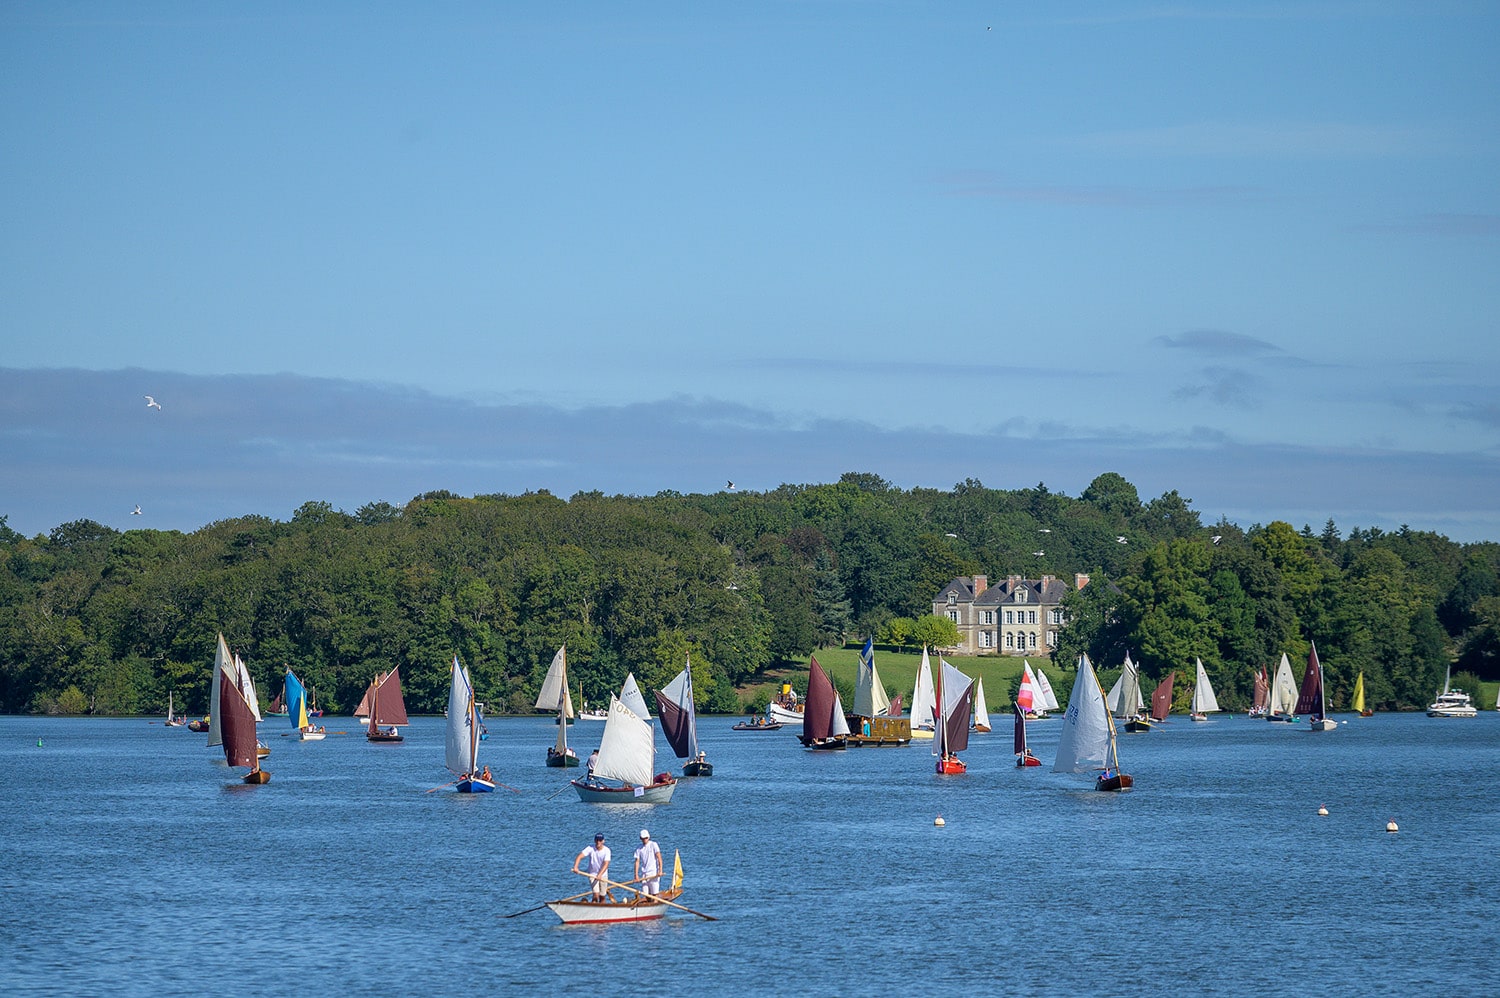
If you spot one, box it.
[947,610,958,624]
[1005,633,1014,649]
[980,631,992,648]
[947,593,956,606]
[1005,610,1013,624]
[1030,632,1039,648]
[1048,610,1060,626]
[1046,630,1057,647]
[1016,589,1028,603]
[983,611,993,625]
[1029,610,1037,625]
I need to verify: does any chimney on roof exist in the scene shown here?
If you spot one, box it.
[1006,575,1021,588]
[1041,574,1055,584]
[1075,573,1090,591]
[973,575,987,596]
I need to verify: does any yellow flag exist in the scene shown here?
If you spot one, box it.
[672,849,683,890]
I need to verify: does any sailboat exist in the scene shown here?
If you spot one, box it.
[366,668,409,742]
[908,648,936,739]
[619,673,652,722]
[1054,654,1131,792]
[536,646,578,767]
[1352,671,1371,717]
[284,668,325,740]
[1017,661,1041,718]
[571,696,677,803]
[798,654,851,749]
[972,676,992,733]
[1034,664,1061,715]
[1108,652,1149,731]
[225,649,269,759]
[164,690,184,727]
[447,655,494,792]
[848,637,911,745]
[1143,670,1174,729]
[266,690,288,717]
[1426,664,1477,718]
[1298,642,1337,731]
[656,657,712,776]
[1248,665,1269,717]
[1189,658,1220,721]
[1268,653,1300,721]
[932,658,973,774]
[217,659,269,784]
[1013,702,1041,767]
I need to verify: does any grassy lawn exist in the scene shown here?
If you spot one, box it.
[733,646,1075,713]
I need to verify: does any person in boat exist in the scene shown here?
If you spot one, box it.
[585,748,598,782]
[480,764,492,782]
[572,832,611,902]
[633,828,662,897]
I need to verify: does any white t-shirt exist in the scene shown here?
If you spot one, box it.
[634,840,661,877]
[583,844,610,874]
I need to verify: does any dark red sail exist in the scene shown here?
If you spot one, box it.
[1295,644,1324,717]
[218,670,259,770]
[371,667,410,728]
[1253,668,1269,711]
[655,690,692,759]
[802,655,836,742]
[1150,671,1175,722]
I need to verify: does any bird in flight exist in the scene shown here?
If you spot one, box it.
[144,396,161,410]
[726,481,736,491]
[132,505,142,515]
[944,532,958,538]
[1211,535,1223,544]
[1033,551,1045,557]
[1038,528,1051,533]
[1116,536,1128,544]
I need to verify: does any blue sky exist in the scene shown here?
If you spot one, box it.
[3,2,1498,541]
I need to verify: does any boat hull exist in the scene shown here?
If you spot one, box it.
[546,750,580,768]
[798,736,847,750]
[571,777,677,804]
[731,721,783,731]
[767,703,805,724]
[1189,713,1208,722]
[1095,773,1132,792]
[187,719,209,733]
[367,729,404,742]
[545,889,682,924]
[299,729,326,741]
[1310,718,1338,731]
[1124,719,1153,733]
[1426,706,1477,718]
[243,769,271,785]
[682,760,713,777]
[456,777,495,793]
[1016,753,1042,768]
[936,757,967,774]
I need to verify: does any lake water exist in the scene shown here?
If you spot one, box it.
[2,711,1497,996]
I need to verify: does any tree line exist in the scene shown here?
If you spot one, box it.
[3,471,1497,716]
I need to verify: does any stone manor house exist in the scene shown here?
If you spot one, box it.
[932,574,1090,656]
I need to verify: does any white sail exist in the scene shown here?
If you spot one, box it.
[854,643,891,717]
[1054,654,1112,774]
[910,648,936,730]
[1112,654,1143,719]
[235,654,262,723]
[1105,671,1124,715]
[445,656,476,776]
[1270,653,1298,714]
[594,696,656,787]
[933,660,974,757]
[973,676,991,729]
[207,633,233,747]
[662,664,699,757]
[534,646,574,716]
[1035,666,1061,711]
[619,673,652,722]
[830,689,851,737]
[1018,661,1041,713]
[1191,658,1221,714]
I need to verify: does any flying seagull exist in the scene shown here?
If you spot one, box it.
[944,532,958,538]
[1116,536,1128,544]
[132,505,142,515]
[1033,551,1045,557]
[1212,535,1223,544]
[1038,528,1051,533]
[144,396,161,410]
[726,481,736,491]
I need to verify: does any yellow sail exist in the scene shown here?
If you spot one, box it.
[671,850,683,891]
[1352,672,1366,714]
[297,695,309,730]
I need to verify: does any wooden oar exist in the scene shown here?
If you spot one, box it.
[544,781,576,801]
[601,877,717,921]
[502,887,593,918]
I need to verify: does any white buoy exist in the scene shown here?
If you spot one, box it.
[934,815,945,827]
[1386,820,1399,833]
[1317,805,1328,816]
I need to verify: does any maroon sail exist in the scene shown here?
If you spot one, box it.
[371,667,410,728]
[1013,702,1028,756]
[655,691,692,760]
[1150,671,1175,722]
[218,670,259,770]
[1295,644,1324,717]
[937,660,973,754]
[1253,668,1269,711]
[802,655,835,742]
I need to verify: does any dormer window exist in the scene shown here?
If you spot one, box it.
[947,593,956,606]
[1016,588,1028,603]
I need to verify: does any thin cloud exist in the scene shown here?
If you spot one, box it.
[738,356,1113,382]
[1156,330,1284,358]
[1171,366,1266,408]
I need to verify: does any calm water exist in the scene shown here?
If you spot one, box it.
[2,711,1497,996]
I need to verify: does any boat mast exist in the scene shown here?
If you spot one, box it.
[1095,665,1122,775]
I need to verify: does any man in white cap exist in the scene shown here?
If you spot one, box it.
[633,828,662,896]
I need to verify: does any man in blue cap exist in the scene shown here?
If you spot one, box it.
[571,832,612,902]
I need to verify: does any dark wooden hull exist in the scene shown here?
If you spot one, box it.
[799,736,847,750]
[1124,719,1153,733]
[682,760,713,777]
[844,734,911,747]
[731,721,783,731]
[243,769,271,784]
[1095,773,1133,792]
[546,751,580,768]
[367,730,405,742]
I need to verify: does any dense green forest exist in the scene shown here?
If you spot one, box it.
[3,472,1499,717]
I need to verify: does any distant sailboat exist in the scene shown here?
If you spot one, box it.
[972,676,992,733]
[207,634,235,749]
[366,668,409,742]
[536,646,578,768]
[571,697,677,803]
[846,638,911,745]
[1249,665,1269,717]
[1189,658,1220,721]
[284,668,324,740]
[908,648,936,739]
[1268,653,1299,721]
[932,658,973,774]
[1146,670,1175,726]
[164,690,184,727]
[1054,654,1131,791]
[657,657,712,776]
[1298,642,1336,732]
[1108,652,1147,730]
[1352,671,1371,717]
[1017,661,1042,718]
[447,656,494,792]
[1013,702,1040,767]
[798,654,850,750]
[217,660,269,784]
[853,637,891,718]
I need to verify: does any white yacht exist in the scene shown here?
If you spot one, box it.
[1427,667,1478,718]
